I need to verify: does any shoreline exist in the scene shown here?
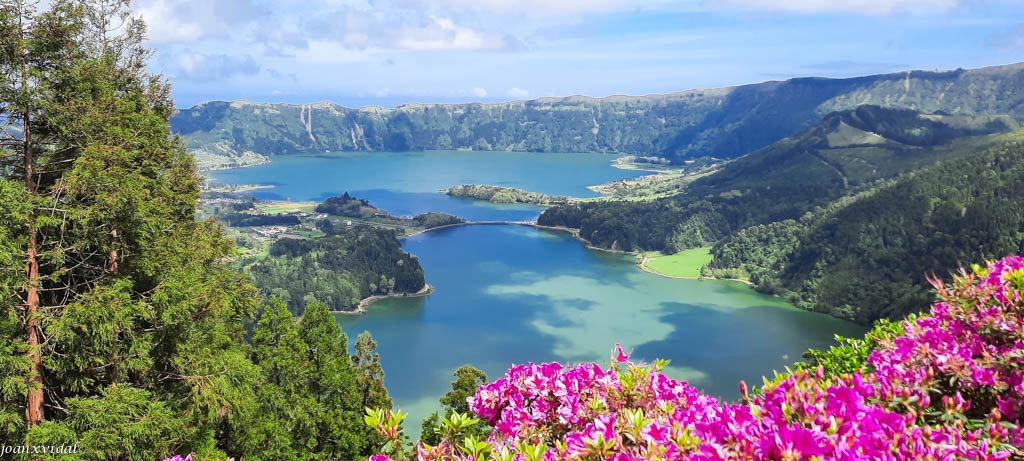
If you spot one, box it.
[530,224,636,255]
[636,255,753,286]
[333,282,436,315]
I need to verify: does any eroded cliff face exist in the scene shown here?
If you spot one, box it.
[172,63,1024,168]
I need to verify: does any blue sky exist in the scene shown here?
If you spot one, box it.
[133,0,1024,108]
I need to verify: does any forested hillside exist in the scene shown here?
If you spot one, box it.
[539,107,1013,252]
[247,226,426,314]
[540,108,1024,323]
[707,132,1024,323]
[172,64,1024,169]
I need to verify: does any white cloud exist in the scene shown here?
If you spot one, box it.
[712,0,961,15]
[134,0,260,43]
[394,18,508,50]
[401,0,689,16]
[135,0,206,42]
[303,10,523,52]
[164,52,260,82]
[471,87,489,97]
[507,87,529,98]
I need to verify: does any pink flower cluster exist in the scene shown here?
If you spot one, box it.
[369,256,1024,461]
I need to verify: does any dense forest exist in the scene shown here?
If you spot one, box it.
[171,64,1024,169]
[220,212,300,227]
[444,184,563,205]
[0,2,395,459]
[540,107,1024,323]
[247,225,426,314]
[315,192,380,218]
[706,132,1024,323]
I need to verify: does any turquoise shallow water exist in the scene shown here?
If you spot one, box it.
[209,150,649,221]
[337,225,865,438]
[211,151,865,438]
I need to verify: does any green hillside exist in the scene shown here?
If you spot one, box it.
[707,130,1024,324]
[538,106,1013,252]
[172,64,1024,169]
[539,108,1024,323]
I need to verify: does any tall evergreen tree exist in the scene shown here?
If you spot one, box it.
[0,0,262,458]
[297,301,364,460]
[352,331,394,450]
[420,365,489,445]
[240,299,316,461]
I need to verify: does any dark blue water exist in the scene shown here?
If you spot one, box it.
[209,150,647,221]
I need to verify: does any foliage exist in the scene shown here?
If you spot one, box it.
[796,317,907,379]
[219,212,300,227]
[316,192,379,219]
[780,135,1024,322]
[353,332,396,450]
[420,366,490,446]
[172,65,1024,167]
[0,3,400,460]
[411,212,466,229]
[444,185,563,205]
[248,226,426,314]
[705,132,1024,323]
[222,300,391,460]
[0,1,268,458]
[368,256,1024,460]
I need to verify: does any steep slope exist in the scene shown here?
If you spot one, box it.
[707,130,1024,324]
[538,106,1014,252]
[172,63,1024,169]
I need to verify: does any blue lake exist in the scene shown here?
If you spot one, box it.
[209,150,648,221]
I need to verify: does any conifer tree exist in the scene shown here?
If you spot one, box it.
[352,331,394,450]
[419,365,489,445]
[1,2,401,460]
[0,0,262,458]
[298,301,364,460]
[241,299,316,461]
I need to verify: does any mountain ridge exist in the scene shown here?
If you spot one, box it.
[180,62,1024,111]
[173,62,1024,170]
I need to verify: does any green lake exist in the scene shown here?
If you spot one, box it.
[213,151,866,438]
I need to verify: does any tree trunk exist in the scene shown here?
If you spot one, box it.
[19,12,45,423]
[23,111,45,427]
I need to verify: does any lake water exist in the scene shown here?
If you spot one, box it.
[337,225,865,438]
[212,151,865,438]
[209,150,650,221]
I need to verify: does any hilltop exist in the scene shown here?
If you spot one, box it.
[172,63,1024,169]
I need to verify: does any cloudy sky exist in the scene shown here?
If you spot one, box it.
[134,0,1024,108]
